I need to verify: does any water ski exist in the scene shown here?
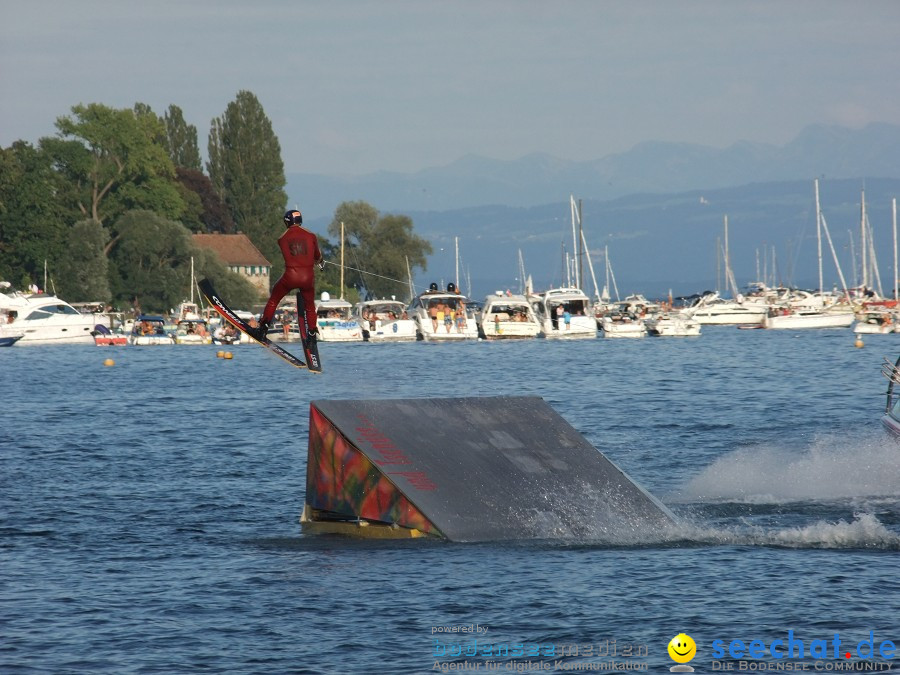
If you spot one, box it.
[198,278,307,370]
[296,292,322,373]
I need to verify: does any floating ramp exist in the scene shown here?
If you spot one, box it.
[302,396,676,542]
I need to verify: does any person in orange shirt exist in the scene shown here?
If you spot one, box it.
[257,209,324,344]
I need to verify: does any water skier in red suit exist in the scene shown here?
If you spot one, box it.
[257,209,323,344]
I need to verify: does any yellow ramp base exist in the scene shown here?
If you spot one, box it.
[300,506,436,540]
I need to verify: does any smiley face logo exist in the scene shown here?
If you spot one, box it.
[668,633,696,663]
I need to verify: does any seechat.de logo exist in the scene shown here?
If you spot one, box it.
[669,633,697,672]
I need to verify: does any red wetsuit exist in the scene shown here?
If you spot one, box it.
[261,225,322,333]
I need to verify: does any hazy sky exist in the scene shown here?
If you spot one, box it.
[2,1,899,176]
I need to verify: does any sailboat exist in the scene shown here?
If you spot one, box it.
[853,196,899,334]
[763,180,855,329]
[686,216,769,325]
[531,197,597,339]
[174,257,212,343]
[315,221,363,342]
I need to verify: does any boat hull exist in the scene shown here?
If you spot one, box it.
[480,322,541,339]
[690,308,767,325]
[646,318,701,337]
[364,320,418,342]
[763,311,855,329]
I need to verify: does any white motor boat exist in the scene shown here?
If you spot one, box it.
[0,323,25,347]
[853,308,898,335]
[763,294,855,330]
[128,315,176,345]
[406,283,479,341]
[315,293,363,342]
[355,299,417,342]
[534,287,597,339]
[0,287,102,345]
[173,318,212,344]
[477,292,541,340]
[600,313,647,338]
[645,312,701,337]
[686,292,768,325]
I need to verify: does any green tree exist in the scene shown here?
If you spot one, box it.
[207,90,287,274]
[56,219,111,301]
[327,201,432,300]
[175,168,235,233]
[164,104,201,170]
[108,209,196,312]
[107,209,256,312]
[0,141,70,287]
[42,103,184,249]
[314,234,362,304]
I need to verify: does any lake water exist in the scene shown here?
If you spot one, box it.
[3,328,900,674]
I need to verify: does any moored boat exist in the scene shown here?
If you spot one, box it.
[686,292,768,325]
[128,315,175,345]
[173,318,212,344]
[355,299,417,342]
[762,302,855,330]
[477,292,541,340]
[406,283,479,341]
[315,293,363,342]
[0,287,100,345]
[533,287,596,339]
[853,308,897,335]
[600,312,647,338]
[0,323,25,347]
[91,324,128,346]
[645,312,701,337]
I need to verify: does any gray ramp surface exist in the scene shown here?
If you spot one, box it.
[312,396,676,542]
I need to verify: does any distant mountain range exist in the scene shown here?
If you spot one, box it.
[289,123,900,299]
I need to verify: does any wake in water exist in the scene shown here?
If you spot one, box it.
[611,429,900,550]
[673,429,900,503]
[667,512,900,550]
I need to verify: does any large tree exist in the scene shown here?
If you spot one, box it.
[107,209,256,312]
[164,104,201,171]
[56,219,111,302]
[41,103,184,252]
[327,201,432,300]
[107,209,196,312]
[207,90,286,275]
[175,167,235,233]
[0,141,70,289]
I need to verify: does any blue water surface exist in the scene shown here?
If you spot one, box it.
[2,328,899,673]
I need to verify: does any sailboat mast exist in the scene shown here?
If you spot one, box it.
[340,221,345,300]
[405,255,415,301]
[814,178,824,295]
[893,198,898,302]
[819,211,850,298]
[455,236,459,290]
[190,256,195,304]
[861,189,868,290]
[724,215,730,296]
[579,229,601,302]
[569,196,579,289]
[577,198,584,290]
[771,246,777,288]
[604,244,610,299]
[518,249,526,295]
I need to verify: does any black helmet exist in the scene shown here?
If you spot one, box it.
[283,209,302,227]
[447,282,457,293]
